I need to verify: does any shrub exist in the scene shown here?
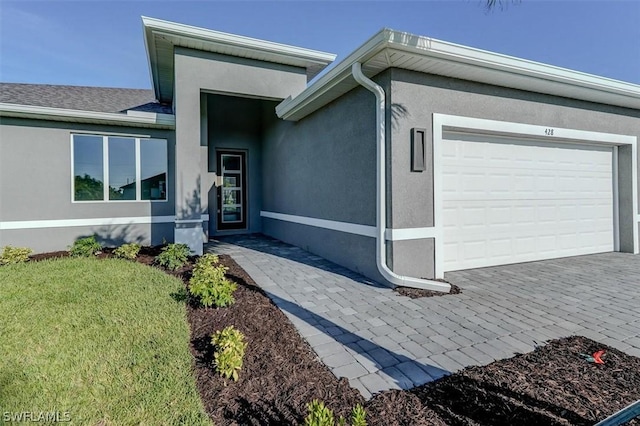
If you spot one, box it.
[0,246,33,265]
[69,236,102,257]
[155,243,190,270]
[351,404,367,426]
[114,243,141,260]
[211,326,246,382]
[304,401,367,426]
[305,400,335,426]
[189,254,237,307]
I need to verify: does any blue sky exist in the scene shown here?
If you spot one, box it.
[1,1,639,89]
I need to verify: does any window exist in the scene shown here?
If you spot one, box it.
[72,135,168,202]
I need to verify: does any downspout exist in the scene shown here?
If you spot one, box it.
[352,62,450,293]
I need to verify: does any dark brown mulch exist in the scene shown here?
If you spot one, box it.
[394,283,461,298]
[410,336,640,426]
[189,255,363,425]
[27,247,640,425]
[29,250,69,261]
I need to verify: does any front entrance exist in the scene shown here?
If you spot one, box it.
[216,150,247,230]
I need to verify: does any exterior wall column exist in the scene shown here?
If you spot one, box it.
[174,60,204,255]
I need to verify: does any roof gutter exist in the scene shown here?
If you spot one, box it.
[351,62,450,293]
[278,29,640,122]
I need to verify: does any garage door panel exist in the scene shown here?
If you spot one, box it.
[442,134,614,272]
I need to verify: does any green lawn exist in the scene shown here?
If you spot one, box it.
[0,257,210,425]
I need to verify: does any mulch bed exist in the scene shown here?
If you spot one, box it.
[28,247,640,425]
[394,283,462,299]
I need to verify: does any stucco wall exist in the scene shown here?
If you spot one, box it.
[173,47,308,252]
[389,68,640,278]
[0,117,175,252]
[261,73,389,282]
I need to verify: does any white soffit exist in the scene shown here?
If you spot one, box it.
[0,103,176,129]
[142,17,336,103]
[276,29,640,121]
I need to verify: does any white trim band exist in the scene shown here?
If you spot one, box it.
[385,227,437,241]
[261,211,437,241]
[261,211,376,238]
[0,215,209,230]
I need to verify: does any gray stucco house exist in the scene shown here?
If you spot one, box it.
[1,17,638,292]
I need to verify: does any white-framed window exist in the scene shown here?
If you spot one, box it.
[71,134,168,202]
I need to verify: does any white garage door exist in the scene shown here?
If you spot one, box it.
[442,132,614,272]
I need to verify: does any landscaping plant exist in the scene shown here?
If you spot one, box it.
[0,246,32,265]
[305,400,335,426]
[211,325,246,382]
[69,236,102,257]
[350,404,367,426]
[304,400,367,426]
[189,254,237,307]
[155,243,190,270]
[113,243,141,260]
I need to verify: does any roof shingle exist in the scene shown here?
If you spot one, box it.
[0,83,172,115]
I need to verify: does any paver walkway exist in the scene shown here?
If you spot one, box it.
[207,235,640,399]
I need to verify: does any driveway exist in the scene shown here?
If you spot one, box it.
[207,235,640,399]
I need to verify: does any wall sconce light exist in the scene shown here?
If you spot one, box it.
[411,128,427,172]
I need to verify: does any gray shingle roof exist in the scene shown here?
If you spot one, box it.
[0,83,173,115]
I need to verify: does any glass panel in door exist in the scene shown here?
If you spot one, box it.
[217,151,247,230]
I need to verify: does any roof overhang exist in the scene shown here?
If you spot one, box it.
[0,103,176,129]
[142,16,336,104]
[276,29,640,121]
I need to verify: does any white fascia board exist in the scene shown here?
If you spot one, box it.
[391,33,640,100]
[142,16,336,104]
[276,29,391,120]
[0,103,176,129]
[142,17,336,65]
[142,16,160,101]
[276,28,640,121]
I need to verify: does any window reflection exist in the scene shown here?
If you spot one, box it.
[108,137,136,200]
[140,139,167,200]
[73,135,104,201]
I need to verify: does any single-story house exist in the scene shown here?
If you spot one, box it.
[1,17,638,292]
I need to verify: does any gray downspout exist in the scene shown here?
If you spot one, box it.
[352,62,450,293]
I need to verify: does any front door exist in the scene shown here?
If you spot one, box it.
[216,150,247,230]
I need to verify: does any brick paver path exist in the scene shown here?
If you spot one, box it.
[207,235,640,399]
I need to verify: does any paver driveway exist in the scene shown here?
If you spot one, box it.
[207,235,640,399]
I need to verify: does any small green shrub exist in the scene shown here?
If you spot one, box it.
[189,254,237,307]
[351,404,367,426]
[304,401,367,426]
[69,236,102,257]
[305,400,335,426]
[211,326,246,382]
[114,243,141,260]
[155,243,190,270]
[0,246,33,265]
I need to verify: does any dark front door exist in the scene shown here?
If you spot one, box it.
[217,150,247,231]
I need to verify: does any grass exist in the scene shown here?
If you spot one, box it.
[0,257,211,425]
